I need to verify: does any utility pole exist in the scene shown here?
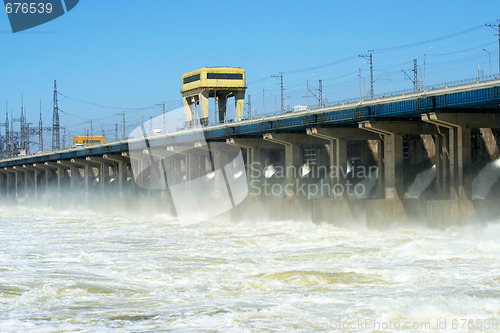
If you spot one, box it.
[20,97,25,152]
[115,123,118,141]
[483,48,492,77]
[5,105,9,155]
[272,73,284,112]
[247,94,252,118]
[39,100,43,151]
[63,128,66,149]
[413,59,418,91]
[122,113,126,139]
[101,124,105,138]
[402,60,419,92]
[485,20,500,75]
[318,80,323,107]
[52,80,60,150]
[359,50,374,98]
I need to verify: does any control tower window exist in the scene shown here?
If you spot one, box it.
[207,73,243,80]
[183,74,200,84]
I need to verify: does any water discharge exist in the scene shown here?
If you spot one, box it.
[404,166,436,199]
[0,205,499,331]
[473,158,500,200]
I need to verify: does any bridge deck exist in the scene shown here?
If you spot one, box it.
[1,78,499,168]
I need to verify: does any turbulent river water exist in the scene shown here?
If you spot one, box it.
[0,205,499,332]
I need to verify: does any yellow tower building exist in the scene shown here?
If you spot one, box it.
[181,67,246,125]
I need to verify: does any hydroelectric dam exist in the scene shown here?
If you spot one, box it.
[1,67,500,227]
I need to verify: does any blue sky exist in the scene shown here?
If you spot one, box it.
[0,0,499,145]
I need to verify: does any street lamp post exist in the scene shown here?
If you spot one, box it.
[270,93,278,115]
[483,48,492,78]
[263,83,270,116]
[359,61,367,101]
[423,47,432,90]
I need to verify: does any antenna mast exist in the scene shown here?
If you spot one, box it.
[52,80,60,150]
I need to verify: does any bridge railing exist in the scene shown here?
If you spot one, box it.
[246,73,500,118]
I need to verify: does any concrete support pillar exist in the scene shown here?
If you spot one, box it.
[457,127,472,200]
[24,170,29,198]
[218,95,227,123]
[5,171,13,198]
[0,172,4,198]
[369,139,384,198]
[433,133,445,197]
[70,166,78,192]
[14,170,20,199]
[199,90,209,125]
[383,133,404,199]
[480,128,500,160]
[57,168,63,196]
[100,163,108,194]
[84,164,90,198]
[118,160,125,198]
[235,90,245,119]
[183,97,196,126]
[186,154,199,181]
[34,170,39,199]
[44,168,49,189]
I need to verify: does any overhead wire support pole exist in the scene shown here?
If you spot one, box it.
[318,80,323,107]
[359,50,374,98]
[52,80,60,150]
[413,59,418,91]
[485,20,500,75]
[39,100,43,151]
[272,73,284,112]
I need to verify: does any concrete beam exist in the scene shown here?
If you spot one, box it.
[422,112,500,128]
[307,127,380,140]
[57,160,74,168]
[263,132,323,145]
[359,120,439,135]
[103,154,126,163]
[86,156,107,164]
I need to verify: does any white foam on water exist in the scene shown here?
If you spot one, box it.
[0,206,499,332]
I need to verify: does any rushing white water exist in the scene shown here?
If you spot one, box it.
[404,166,436,199]
[348,172,378,199]
[473,159,500,200]
[0,206,499,332]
